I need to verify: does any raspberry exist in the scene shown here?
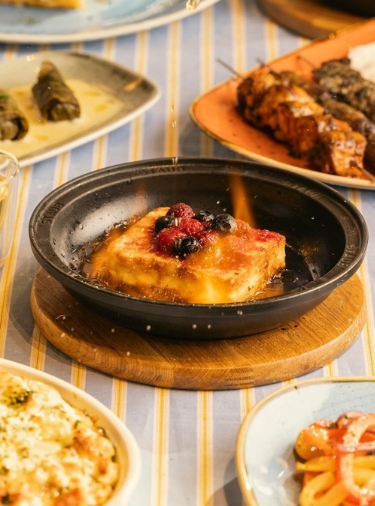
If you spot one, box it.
[196,230,219,247]
[155,228,185,254]
[177,218,204,236]
[167,203,194,218]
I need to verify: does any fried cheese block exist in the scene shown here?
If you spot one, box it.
[85,207,286,304]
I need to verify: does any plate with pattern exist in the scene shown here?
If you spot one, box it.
[0,0,220,44]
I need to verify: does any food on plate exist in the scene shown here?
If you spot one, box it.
[0,89,29,141]
[295,411,375,505]
[277,69,375,169]
[237,71,367,178]
[0,371,119,505]
[0,0,81,9]
[313,58,375,123]
[32,61,81,122]
[82,203,286,304]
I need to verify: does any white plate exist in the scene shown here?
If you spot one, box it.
[0,357,141,505]
[0,50,160,168]
[236,377,375,506]
[0,0,220,44]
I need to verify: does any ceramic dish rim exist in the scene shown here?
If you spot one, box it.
[0,0,220,44]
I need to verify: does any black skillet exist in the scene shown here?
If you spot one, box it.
[29,157,368,340]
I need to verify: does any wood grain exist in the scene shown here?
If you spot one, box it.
[256,0,363,39]
[31,269,365,390]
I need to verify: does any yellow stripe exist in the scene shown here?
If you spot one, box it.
[29,326,47,371]
[265,19,278,62]
[324,361,338,377]
[92,136,107,171]
[129,31,148,162]
[54,151,71,187]
[349,190,375,375]
[152,388,169,506]
[202,8,213,157]
[29,153,69,368]
[240,388,255,420]
[71,361,86,390]
[232,0,245,74]
[0,165,32,356]
[112,378,126,421]
[197,391,213,506]
[165,22,180,158]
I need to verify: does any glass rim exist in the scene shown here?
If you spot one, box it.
[0,149,20,187]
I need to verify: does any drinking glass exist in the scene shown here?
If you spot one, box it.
[0,150,19,267]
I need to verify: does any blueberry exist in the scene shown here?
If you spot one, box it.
[174,236,201,256]
[193,210,215,224]
[212,214,237,233]
[154,215,175,233]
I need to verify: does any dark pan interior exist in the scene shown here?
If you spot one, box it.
[29,158,368,339]
[324,0,375,17]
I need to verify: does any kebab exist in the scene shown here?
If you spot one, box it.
[312,57,375,123]
[278,69,375,169]
[237,71,367,178]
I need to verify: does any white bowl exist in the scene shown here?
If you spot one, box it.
[0,358,141,506]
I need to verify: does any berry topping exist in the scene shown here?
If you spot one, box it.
[156,228,185,254]
[177,217,204,236]
[212,213,237,233]
[154,215,175,234]
[167,203,195,218]
[174,236,201,257]
[195,230,219,247]
[194,210,215,224]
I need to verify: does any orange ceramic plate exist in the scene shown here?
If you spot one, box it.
[190,18,375,190]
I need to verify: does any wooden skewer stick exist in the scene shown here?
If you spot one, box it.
[216,58,244,78]
[297,54,317,69]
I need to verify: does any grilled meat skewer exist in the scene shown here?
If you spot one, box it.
[237,71,367,178]
[278,69,375,169]
[312,58,375,123]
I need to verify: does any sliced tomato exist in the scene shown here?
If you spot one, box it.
[336,414,375,505]
[295,423,347,459]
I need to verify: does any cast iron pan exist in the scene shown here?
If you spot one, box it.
[323,0,375,17]
[29,157,368,340]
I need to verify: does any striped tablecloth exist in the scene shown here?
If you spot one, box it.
[1,1,374,505]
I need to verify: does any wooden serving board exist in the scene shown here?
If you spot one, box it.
[31,269,365,390]
[257,0,364,39]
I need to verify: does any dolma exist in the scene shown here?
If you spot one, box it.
[0,90,29,141]
[32,61,80,122]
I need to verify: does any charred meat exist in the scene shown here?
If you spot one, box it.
[313,58,375,123]
[237,71,367,178]
[276,70,375,168]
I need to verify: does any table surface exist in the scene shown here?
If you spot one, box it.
[1,1,375,505]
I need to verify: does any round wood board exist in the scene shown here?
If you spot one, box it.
[31,269,365,390]
[256,0,364,39]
